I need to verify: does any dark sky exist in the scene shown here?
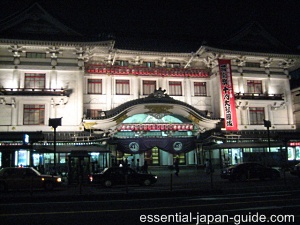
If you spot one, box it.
[1,0,300,49]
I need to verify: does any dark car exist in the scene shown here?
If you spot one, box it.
[0,167,62,191]
[89,167,157,187]
[290,163,300,177]
[221,162,280,182]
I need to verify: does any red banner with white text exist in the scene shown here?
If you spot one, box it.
[218,59,238,130]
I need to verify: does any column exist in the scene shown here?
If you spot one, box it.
[185,78,192,105]
[12,69,20,89]
[50,69,57,89]
[11,100,17,126]
[106,76,112,110]
[77,69,84,124]
[188,150,195,165]
[284,73,294,125]
[132,76,139,99]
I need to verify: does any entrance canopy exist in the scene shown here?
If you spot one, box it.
[112,136,196,154]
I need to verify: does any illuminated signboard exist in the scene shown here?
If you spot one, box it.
[218,59,238,130]
[117,123,193,131]
[289,142,300,146]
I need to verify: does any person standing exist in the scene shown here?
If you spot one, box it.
[205,159,211,174]
[234,154,238,164]
[130,158,135,170]
[136,159,140,172]
[174,158,180,176]
[142,160,148,174]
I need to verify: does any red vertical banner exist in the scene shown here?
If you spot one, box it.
[218,59,238,130]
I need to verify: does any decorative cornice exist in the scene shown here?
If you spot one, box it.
[202,45,300,59]
[0,39,115,48]
[115,48,192,57]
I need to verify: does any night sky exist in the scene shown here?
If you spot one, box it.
[0,0,300,49]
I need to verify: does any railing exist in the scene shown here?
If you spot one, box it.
[235,92,283,100]
[0,88,69,96]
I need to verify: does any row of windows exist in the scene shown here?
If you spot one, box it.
[22,55,263,69]
[21,104,266,124]
[87,79,207,96]
[88,79,263,95]
[114,60,180,68]
[115,61,261,68]
[26,52,46,59]
[21,73,263,95]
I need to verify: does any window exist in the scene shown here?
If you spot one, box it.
[116,79,130,95]
[249,107,264,125]
[25,73,45,89]
[194,82,207,96]
[88,79,102,94]
[115,60,129,67]
[87,109,102,118]
[169,81,182,96]
[247,80,262,94]
[143,62,155,68]
[26,52,46,58]
[143,80,156,95]
[168,62,181,68]
[23,104,45,125]
[245,62,260,68]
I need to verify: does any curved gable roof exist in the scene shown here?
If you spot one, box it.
[217,21,293,54]
[0,3,82,40]
[83,89,221,131]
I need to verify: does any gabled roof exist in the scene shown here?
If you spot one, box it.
[0,2,82,40]
[217,21,293,54]
[83,89,221,131]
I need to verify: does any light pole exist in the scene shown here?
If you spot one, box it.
[263,119,271,165]
[49,118,62,174]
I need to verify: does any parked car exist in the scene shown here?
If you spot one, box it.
[89,167,158,187]
[290,163,300,177]
[0,167,62,191]
[221,162,280,182]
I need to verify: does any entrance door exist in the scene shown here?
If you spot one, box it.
[68,151,90,184]
[221,148,242,166]
[144,147,159,165]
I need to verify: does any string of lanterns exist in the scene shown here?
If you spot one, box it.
[117,123,194,132]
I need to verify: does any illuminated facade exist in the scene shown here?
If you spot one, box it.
[0,3,300,173]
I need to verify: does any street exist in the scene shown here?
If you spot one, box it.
[0,167,300,224]
[0,190,299,225]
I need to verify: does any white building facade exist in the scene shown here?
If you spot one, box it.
[1,4,300,175]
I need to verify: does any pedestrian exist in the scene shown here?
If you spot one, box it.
[174,157,180,176]
[234,154,238,164]
[130,158,135,170]
[142,160,148,173]
[136,159,140,172]
[205,159,211,174]
[124,158,128,168]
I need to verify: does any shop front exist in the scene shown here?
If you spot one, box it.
[203,141,287,169]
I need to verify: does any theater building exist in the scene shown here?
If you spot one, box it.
[0,3,300,174]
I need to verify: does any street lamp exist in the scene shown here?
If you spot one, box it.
[49,118,62,174]
[263,119,271,165]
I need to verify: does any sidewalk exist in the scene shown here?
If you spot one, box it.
[1,166,299,203]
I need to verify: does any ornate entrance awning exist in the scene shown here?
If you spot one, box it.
[112,137,196,154]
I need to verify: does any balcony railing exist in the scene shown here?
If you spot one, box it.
[0,88,70,96]
[235,92,283,100]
